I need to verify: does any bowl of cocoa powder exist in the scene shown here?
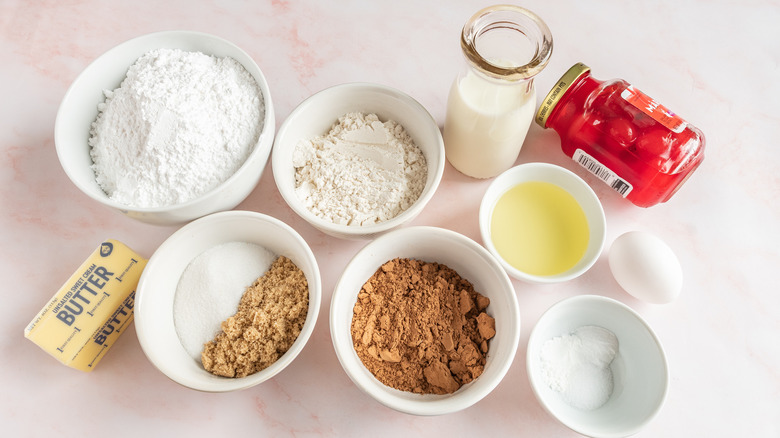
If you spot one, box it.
[330,226,521,415]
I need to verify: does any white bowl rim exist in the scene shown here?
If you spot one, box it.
[329,225,521,415]
[54,30,275,213]
[526,294,670,437]
[272,82,445,237]
[134,210,321,392]
[479,162,607,284]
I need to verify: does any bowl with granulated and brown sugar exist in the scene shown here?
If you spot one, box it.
[135,210,321,392]
[330,226,521,415]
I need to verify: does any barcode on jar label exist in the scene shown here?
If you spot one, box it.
[573,149,633,197]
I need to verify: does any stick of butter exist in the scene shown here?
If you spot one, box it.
[25,240,147,371]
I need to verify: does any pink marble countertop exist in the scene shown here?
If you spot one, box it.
[2,1,778,436]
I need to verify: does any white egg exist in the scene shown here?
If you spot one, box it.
[608,231,683,304]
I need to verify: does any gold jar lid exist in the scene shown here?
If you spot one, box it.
[535,62,591,128]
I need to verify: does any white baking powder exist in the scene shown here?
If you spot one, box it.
[539,325,619,410]
[173,242,276,361]
[89,48,264,208]
[292,112,427,226]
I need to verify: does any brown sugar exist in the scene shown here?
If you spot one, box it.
[350,258,496,394]
[202,256,309,378]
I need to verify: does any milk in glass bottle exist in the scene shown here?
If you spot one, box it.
[443,5,553,178]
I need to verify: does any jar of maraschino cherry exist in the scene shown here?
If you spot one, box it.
[536,63,705,207]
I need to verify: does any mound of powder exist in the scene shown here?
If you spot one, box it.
[292,112,427,226]
[540,325,619,410]
[350,258,496,395]
[89,48,264,208]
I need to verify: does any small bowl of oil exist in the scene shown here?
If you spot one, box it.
[478,162,606,284]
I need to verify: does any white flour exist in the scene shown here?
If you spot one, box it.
[292,113,427,226]
[89,48,264,208]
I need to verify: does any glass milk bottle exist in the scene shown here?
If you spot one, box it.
[443,5,553,179]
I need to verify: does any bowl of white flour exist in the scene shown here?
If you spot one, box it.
[272,82,445,239]
[55,31,275,225]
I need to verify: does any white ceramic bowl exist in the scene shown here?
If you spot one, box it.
[527,295,669,437]
[55,31,275,225]
[330,226,520,415]
[272,82,445,239]
[479,162,606,283]
[135,211,321,392]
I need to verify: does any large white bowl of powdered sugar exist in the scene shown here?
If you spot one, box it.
[134,210,321,392]
[55,31,275,225]
[272,82,445,239]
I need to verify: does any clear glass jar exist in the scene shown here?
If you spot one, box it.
[536,63,706,207]
[443,5,553,179]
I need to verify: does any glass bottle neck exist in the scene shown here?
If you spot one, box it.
[460,5,553,83]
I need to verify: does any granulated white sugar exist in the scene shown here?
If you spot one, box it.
[173,242,275,361]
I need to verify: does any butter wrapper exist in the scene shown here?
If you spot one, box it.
[25,240,147,371]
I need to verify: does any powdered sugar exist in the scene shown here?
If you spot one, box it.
[292,113,427,226]
[89,48,264,208]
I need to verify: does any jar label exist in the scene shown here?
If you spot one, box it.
[621,86,686,133]
[573,149,633,197]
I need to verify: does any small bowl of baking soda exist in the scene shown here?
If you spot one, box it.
[526,295,669,437]
[272,82,445,239]
[55,31,275,225]
[134,210,321,392]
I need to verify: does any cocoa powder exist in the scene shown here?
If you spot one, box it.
[350,258,496,394]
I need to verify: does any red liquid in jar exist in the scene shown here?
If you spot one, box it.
[537,63,705,207]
